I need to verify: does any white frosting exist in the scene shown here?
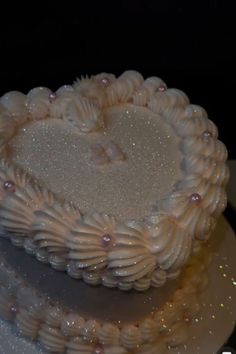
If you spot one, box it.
[181,135,228,161]
[98,323,120,345]
[0,91,28,125]
[15,308,40,339]
[66,337,94,353]
[0,70,228,293]
[120,324,142,349]
[105,71,143,106]
[61,314,85,337]
[109,221,156,282]
[67,213,116,270]
[33,202,80,253]
[183,155,230,186]
[139,317,159,342]
[142,76,167,93]
[148,216,192,271]
[0,241,211,353]
[26,87,53,120]
[80,319,101,342]
[39,325,66,353]
[62,96,103,132]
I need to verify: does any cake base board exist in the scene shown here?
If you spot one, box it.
[0,216,235,354]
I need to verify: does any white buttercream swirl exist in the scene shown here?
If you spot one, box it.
[73,73,116,107]
[82,270,102,285]
[45,306,64,327]
[148,88,189,116]
[0,91,29,125]
[133,277,151,291]
[101,272,118,288]
[49,253,67,271]
[66,337,94,354]
[15,308,40,339]
[105,70,143,106]
[132,87,150,106]
[35,248,49,263]
[109,221,156,282]
[139,317,159,342]
[50,87,75,119]
[23,238,37,255]
[80,319,101,342]
[67,213,116,271]
[98,323,120,345]
[32,202,80,253]
[38,325,66,353]
[175,174,227,216]
[142,76,167,94]
[151,269,167,287]
[173,114,218,138]
[0,161,54,236]
[66,260,83,279]
[182,155,230,186]
[26,87,52,120]
[181,135,228,161]
[148,215,192,271]
[0,111,16,144]
[120,324,142,349]
[62,96,103,132]
[159,192,215,240]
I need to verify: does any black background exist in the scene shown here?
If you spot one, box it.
[0,0,235,350]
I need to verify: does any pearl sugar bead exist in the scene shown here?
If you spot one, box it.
[202,130,212,138]
[190,193,202,204]
[3,180,16,192]
[102,234,113,247]
[158,85,167,92]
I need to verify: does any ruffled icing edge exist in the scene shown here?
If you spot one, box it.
[0,244,210,354]
[0,71,229,291]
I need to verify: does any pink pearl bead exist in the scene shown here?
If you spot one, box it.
[102,233,112,247]
[10,305,18,315]
[3,180,16,192]
[190,193,202,204]
[100,77,110,86]
[202,130,212,138]
[49,92,57,101]
[158,85,167,92]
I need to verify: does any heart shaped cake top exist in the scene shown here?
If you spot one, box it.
[0,70,229,291]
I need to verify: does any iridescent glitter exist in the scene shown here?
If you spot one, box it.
[10,105,182,221]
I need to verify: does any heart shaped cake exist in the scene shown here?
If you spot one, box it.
[0,71,229,353]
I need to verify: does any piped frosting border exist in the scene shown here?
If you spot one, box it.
[0,244,210,354]
[0,71,229,290]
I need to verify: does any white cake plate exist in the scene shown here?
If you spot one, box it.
[0,216,235,354]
